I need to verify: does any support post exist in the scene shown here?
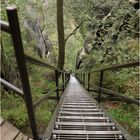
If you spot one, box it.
[55,70,59,101]
[98,70,104,102]
[88,73,90,92]
[6,6,39,140]
[62,73,64,92]
[83,73,85,87]
[81,73,82,84]
[64,73,66,87]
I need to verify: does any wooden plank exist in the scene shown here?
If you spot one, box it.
[1,121,20,140]
[0,117,5,125]
[15,132,29,140]
[22,135,28,140]
[15,132,24,140]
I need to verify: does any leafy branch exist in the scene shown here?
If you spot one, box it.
[65,20,84,43]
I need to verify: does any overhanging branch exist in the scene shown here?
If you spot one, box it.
[65,20,84,43]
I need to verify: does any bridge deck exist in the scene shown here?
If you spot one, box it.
[43,76,128,140]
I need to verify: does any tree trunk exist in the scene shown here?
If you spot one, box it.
[57,0,65,70]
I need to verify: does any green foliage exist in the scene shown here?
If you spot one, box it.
[35,99,57,134]
[1,93,28,127]
[108,103,139,136]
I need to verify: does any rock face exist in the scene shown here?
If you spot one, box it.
[25,19,52,59]
[129,0,139,9]
[76,36,93,69]
[76,0,139,70]
[76,48,87,69]
[24,2,52,60]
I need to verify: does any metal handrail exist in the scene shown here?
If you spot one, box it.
[33,87,59,109]
[75,60,139,104]
[0,78,24,97]
[90,84,139,105]
[33,83,65,109]
[91,60,139,73]
[0,20,11,34]
[6,6,39,139]
[75,60,139,74]
[25,54,67,73]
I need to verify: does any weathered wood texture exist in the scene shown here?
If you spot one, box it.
[0,117,32,140]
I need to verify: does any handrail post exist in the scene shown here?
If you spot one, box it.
[78,74,79,81]
[6,6,39,140]
[83,73,85,87]
[64,73,66,88]
[78,74,79,80]
[88,73,90,92]
[62,73,64,92]
[65,74,67,85]
[55,70,59,101]
[69,73,70,80]
[98,70,104,103]
[81,73,82,84]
